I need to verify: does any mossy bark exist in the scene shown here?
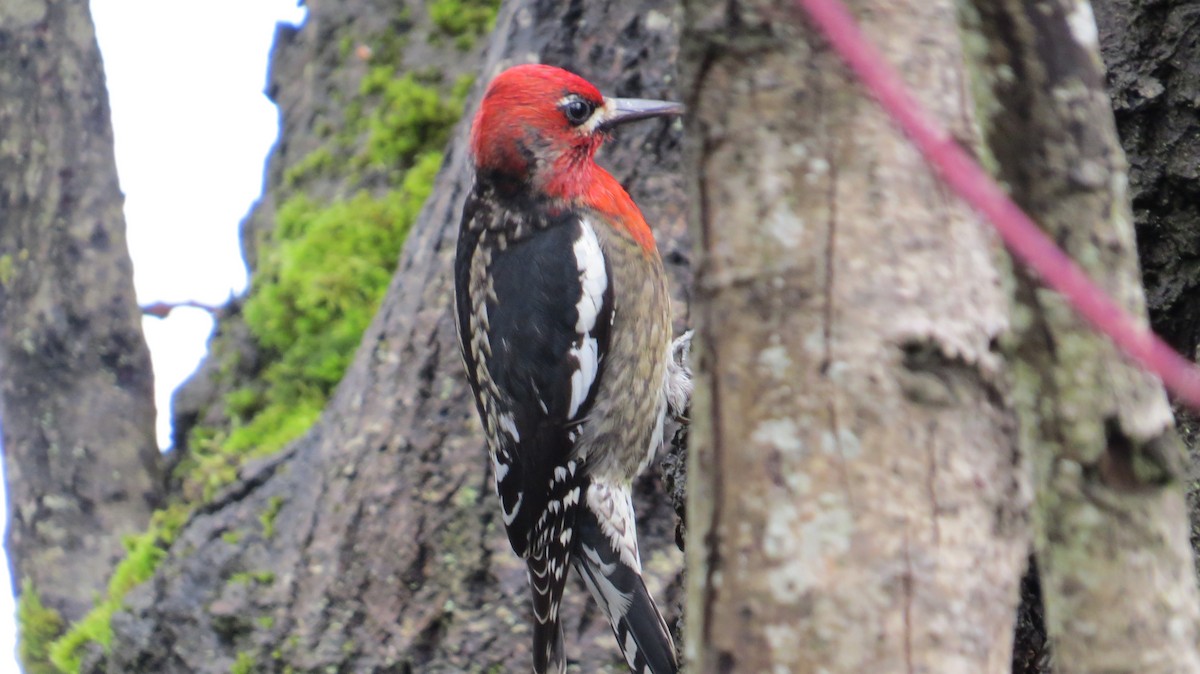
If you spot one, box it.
[960,0,1200,671]
[96,1,691,672]
[680,1,1029,671]
[0,0,162,627]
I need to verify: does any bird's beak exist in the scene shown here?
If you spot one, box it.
[598,98,684,131]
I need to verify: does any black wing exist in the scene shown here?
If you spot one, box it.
[454,191,614,672]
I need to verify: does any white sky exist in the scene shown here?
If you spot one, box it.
[0,1,307,669]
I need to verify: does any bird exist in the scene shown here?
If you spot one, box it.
[453,63,685,674]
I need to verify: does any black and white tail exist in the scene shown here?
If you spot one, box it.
[574,483,678,674]
[528,551,568,673]
[526,468,585,674]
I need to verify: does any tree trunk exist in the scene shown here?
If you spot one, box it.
[1092,0,1200,569]
[680,1,1028,671]
[960,1,1200,671]
[0,0,162,625]
[13,0,1200,672]
[94,1,691,672]
[1092,0,1200,363]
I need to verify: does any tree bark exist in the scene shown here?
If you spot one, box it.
[960,0,1200,671]
[97,1,691,672]
[16,0,1199,671]
[0,0,162,624]
[1092,0,1200,363]
[1092,0,1200,567]
[680,1,1028,671]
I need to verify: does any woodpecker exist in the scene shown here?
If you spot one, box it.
[454,64,684,674]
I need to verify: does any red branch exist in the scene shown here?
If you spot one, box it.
[796,0,1200,410]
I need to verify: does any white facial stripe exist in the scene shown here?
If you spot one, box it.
[580,97,616,135]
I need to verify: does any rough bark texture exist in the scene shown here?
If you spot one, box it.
[1011,562,1050,674]
[1092,0,1200,563]
[0,0,163,623]
[960,0,1200,671]
[1093,0,1200,362]
[12,0,1199,671]
[680,1,1028,671]
[96,1,690,672]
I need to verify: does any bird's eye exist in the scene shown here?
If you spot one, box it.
[562,99,595,126]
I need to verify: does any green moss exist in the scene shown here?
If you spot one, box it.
[48,604,113,674]
[231,651,256,674]
[177,150,448,501]
[17,580,65,674]
[221,530,243,545]
[0,249,29,288]
[247,191,411,386]
[173,424,237,503]
[48,505,188,673]
[108,534,166,598]
[225,400,323,459]
[359,70,464,170]
[260,496,286,539]
[0,254,14,287]
[47,59,472,674]
[226,150,444,478]
[229,570,276,586]
[225,386,262,421]
[429,0,500,45]
[453,485,479,509]
[256,615,276,630]
[282,147,336,189]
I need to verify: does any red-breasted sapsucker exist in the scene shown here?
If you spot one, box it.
[454,64,686,674]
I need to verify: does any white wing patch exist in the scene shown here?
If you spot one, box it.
[492,456,509,483]
[569,340,599,418]
[501,491,523,526]
[568,219,608,419]
[498,412,520,442]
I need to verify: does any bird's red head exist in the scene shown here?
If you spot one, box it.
[471,64,604,181]
[470,65,681,248]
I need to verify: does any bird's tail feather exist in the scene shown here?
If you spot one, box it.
[528,550,570,674]
[574,500,678,674]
